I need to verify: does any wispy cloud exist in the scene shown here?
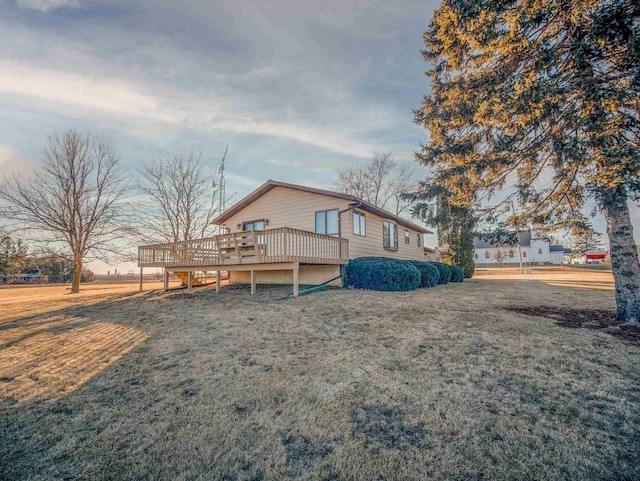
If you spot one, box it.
[0,59,375,157]
[16,0,81,14]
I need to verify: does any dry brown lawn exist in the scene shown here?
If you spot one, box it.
[1,268,639,481]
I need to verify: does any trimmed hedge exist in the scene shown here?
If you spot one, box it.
[406,260,439,288]
[345,257,421,292]
[429,262,452,285]
[449,265,464,283]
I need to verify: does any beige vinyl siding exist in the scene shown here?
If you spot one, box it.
[230,265,341,286]
[222,187,351,234]
[345,209,425,261]
[220,186,426,262]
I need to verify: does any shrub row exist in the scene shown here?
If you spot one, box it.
[344,257,464,292]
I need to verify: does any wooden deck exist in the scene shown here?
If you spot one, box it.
[138,227,349,269]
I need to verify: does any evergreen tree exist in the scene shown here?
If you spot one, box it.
[416,0,640,325]
[569,222,603,259]
[0,236,28,280]
[408,185,476,277]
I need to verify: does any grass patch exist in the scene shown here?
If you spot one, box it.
[1,272,639,480]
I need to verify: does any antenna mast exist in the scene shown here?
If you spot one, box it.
[218,145,228,217]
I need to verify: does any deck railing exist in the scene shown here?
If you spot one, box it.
[138,227,349,268]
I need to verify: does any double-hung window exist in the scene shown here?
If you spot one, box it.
[383,222,398,250]
[417,234,421,247]
[404,230,410,245]
[353,211,366,236]
[315,209,339,235]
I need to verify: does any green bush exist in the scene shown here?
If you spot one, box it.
[449,265,464,283]
[429,262,452,284]
[345,257,421,292]
[406,261,439,288]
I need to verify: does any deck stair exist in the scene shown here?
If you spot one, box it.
[174,271,206,287]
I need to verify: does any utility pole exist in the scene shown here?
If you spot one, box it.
[511,200,525,274]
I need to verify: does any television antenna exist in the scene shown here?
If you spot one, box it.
[218,145,228,216]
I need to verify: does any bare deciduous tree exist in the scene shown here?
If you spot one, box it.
[334,152,417,215]
[492,247,507,267]
[0,130,127,293]
[136,153,222,243]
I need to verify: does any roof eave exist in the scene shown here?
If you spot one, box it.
[212,179,433,234]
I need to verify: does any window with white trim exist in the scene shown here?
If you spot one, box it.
[417,234,421,247]
[404,230,410,245]
[353,211,366,236]
[315,209,339,235]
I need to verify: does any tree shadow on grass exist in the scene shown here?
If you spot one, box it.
[0,290,161,406]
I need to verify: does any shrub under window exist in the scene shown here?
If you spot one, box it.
[449,266,464,283]
[345,257,420,291]
[406,261,439,288]
[428,262,452,284]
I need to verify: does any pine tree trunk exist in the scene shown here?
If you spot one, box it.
[602,196,640,327]
[70,256,82,294]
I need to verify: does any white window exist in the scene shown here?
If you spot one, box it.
[485,251,490,259]
[383,222,398,250]
[417,234,421,247]
[404,230,410,245]
[315,209,339,235]
[242,219,265,231]
[523,251,527,258]
[353,211,366,236]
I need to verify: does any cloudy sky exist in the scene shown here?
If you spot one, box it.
[0,0,637,272]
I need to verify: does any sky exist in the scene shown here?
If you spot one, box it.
[0,0,638,274]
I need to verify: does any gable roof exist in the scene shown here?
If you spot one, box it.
[472,229,543,248]
[212,179,432,234]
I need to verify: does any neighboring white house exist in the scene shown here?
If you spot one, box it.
[424,246,442,262]
[473,228,565,267]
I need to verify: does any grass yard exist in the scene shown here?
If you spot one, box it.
[1,268,639,480]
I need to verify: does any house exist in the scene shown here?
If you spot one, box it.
[564,248,609,264]
[472,228,564,267]
[424,246,441,262]
[138,180,432,295]
[0,265,45,284]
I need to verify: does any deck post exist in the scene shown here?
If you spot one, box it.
[216,271,221,293]
[139,267,143,292]
[250,270,256,295]
[163,268,169,291]
[292,261,299,298]
[187,271,193,292]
